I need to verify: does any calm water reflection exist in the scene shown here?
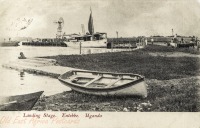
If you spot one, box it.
[0,66,71,96]
[0,46,79,96]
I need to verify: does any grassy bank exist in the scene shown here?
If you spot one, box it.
[143,44,200,54]
[45,45,200,80]
[36,45,200,112]
[34,77,199,112]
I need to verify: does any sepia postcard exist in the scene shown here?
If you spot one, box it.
[0,0,200,127]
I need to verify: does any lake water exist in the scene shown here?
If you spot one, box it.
[0,46,88,96]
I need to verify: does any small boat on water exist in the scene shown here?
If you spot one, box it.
[0,91,44,111]
[58,70,147,98]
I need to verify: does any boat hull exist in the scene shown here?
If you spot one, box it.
[64,39,108,48]
[58,70,147,98]
[59,79,147,97]
[0,91,44,111]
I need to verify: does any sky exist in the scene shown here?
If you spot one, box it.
[0,0,200,39]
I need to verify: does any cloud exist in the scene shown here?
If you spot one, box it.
[97,0,200,37]
[0,0,200,38]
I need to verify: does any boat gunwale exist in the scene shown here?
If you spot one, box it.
[58,70,145,91]
[59,77,144,92]
[60,70,144,78]
[0,91,44,100]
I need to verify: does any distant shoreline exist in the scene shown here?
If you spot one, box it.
[0,41,19,47]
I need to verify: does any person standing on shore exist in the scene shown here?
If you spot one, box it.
[145,38,148,46]
[151,38,154,45]
[181,37,184,43]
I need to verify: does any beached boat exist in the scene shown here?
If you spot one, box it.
[0,91,44,111]
[58,70,147,98]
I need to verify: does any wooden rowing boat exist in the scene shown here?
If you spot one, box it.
[0,91,44,111]
[58,70,147,98]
